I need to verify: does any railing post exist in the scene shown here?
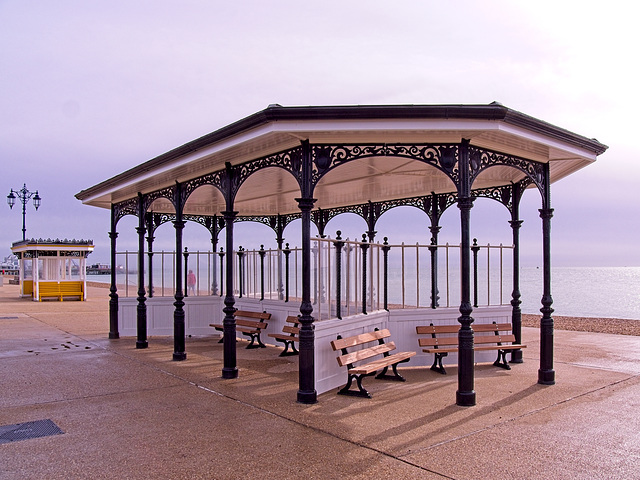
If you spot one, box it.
[283,243,290,302]
[238,246,245,298]
[218,247,225,297]
[361,234,369,315]
[471,238,480,308]
[382,237,390,311]
[183,247,189,298]
[428,237,439,308]
[334,231,344,319]
[259,244,265,301]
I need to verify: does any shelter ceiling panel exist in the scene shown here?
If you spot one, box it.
[234,167,301,216]
[147,197,176,214]
[313,156,455,210]
[471,130,550,163]
[183,184,225,216]
[471,168,528,191]
[548,157,591,184]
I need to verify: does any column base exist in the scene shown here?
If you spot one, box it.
[173,352,187,361]
[297,390,318,404]
[456,390,476,407]
[222,367,238,379]
[136,340,148,349]
[109,332,120,340]
[538,369,555,385]
[510,350,524,364]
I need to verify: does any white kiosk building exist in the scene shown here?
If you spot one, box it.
[11,238,94,301]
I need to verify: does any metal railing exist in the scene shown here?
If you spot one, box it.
[110,238,514,318]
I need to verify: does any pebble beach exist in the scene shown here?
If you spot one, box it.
[522,313,640,336]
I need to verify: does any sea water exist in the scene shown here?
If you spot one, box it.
[519,266,640,320]
[88,266,640,321]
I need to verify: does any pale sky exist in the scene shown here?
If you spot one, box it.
[1,0,638,267]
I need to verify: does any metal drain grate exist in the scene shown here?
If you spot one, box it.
[0,419,64,444]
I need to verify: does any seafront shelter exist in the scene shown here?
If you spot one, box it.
[10,238,94,301]
[76,103,607,405]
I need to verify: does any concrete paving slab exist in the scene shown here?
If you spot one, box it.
[1,282,640,479]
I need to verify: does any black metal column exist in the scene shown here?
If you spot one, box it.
[173,184,187,361]
[456,139,475,407]
[297,139,317,404]
[510,182,524,363]
[108,205,119,339]
[222,210,238,379]
[538,163,555,384]
[135,193,148,349]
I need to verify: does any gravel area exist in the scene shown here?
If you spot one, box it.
[522,313,640,336]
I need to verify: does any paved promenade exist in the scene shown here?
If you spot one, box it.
[1,281,639,479]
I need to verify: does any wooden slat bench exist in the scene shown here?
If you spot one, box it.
[210,310,271,349]
[267,316,300,356]
[38,281,84,301]
[416,322,526,375]
[330,328,416,398]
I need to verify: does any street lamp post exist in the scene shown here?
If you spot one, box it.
[7,184,41,241]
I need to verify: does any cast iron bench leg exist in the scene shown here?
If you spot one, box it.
[431,352,448,375]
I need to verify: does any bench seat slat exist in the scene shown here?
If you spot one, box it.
[336,341,396,367]
[268,333,300,342]
[422,347,459,353]
[474,344,526,351]
[348,351,416,375]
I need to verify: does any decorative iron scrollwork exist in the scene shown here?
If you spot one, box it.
[310,143,461,187]
[113,197,139,224]
[468,146,546,196]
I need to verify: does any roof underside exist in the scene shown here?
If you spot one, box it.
[76,104,608,217]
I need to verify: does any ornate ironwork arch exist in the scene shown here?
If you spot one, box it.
[142,185,178,213]
[113,197,139,226]
[181,146,303,208]
[310,143,461,189]
[468,146,547,198]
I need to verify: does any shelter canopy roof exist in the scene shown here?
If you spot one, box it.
[76,103,607,217]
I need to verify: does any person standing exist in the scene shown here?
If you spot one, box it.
[187,269,196,296]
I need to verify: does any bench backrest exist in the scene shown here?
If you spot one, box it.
[233,310,270,330]
[283,316,300,335]
[235,310,271,321]
[236,318,268,329]
[417,323,515,348]
[331,329,396,367]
